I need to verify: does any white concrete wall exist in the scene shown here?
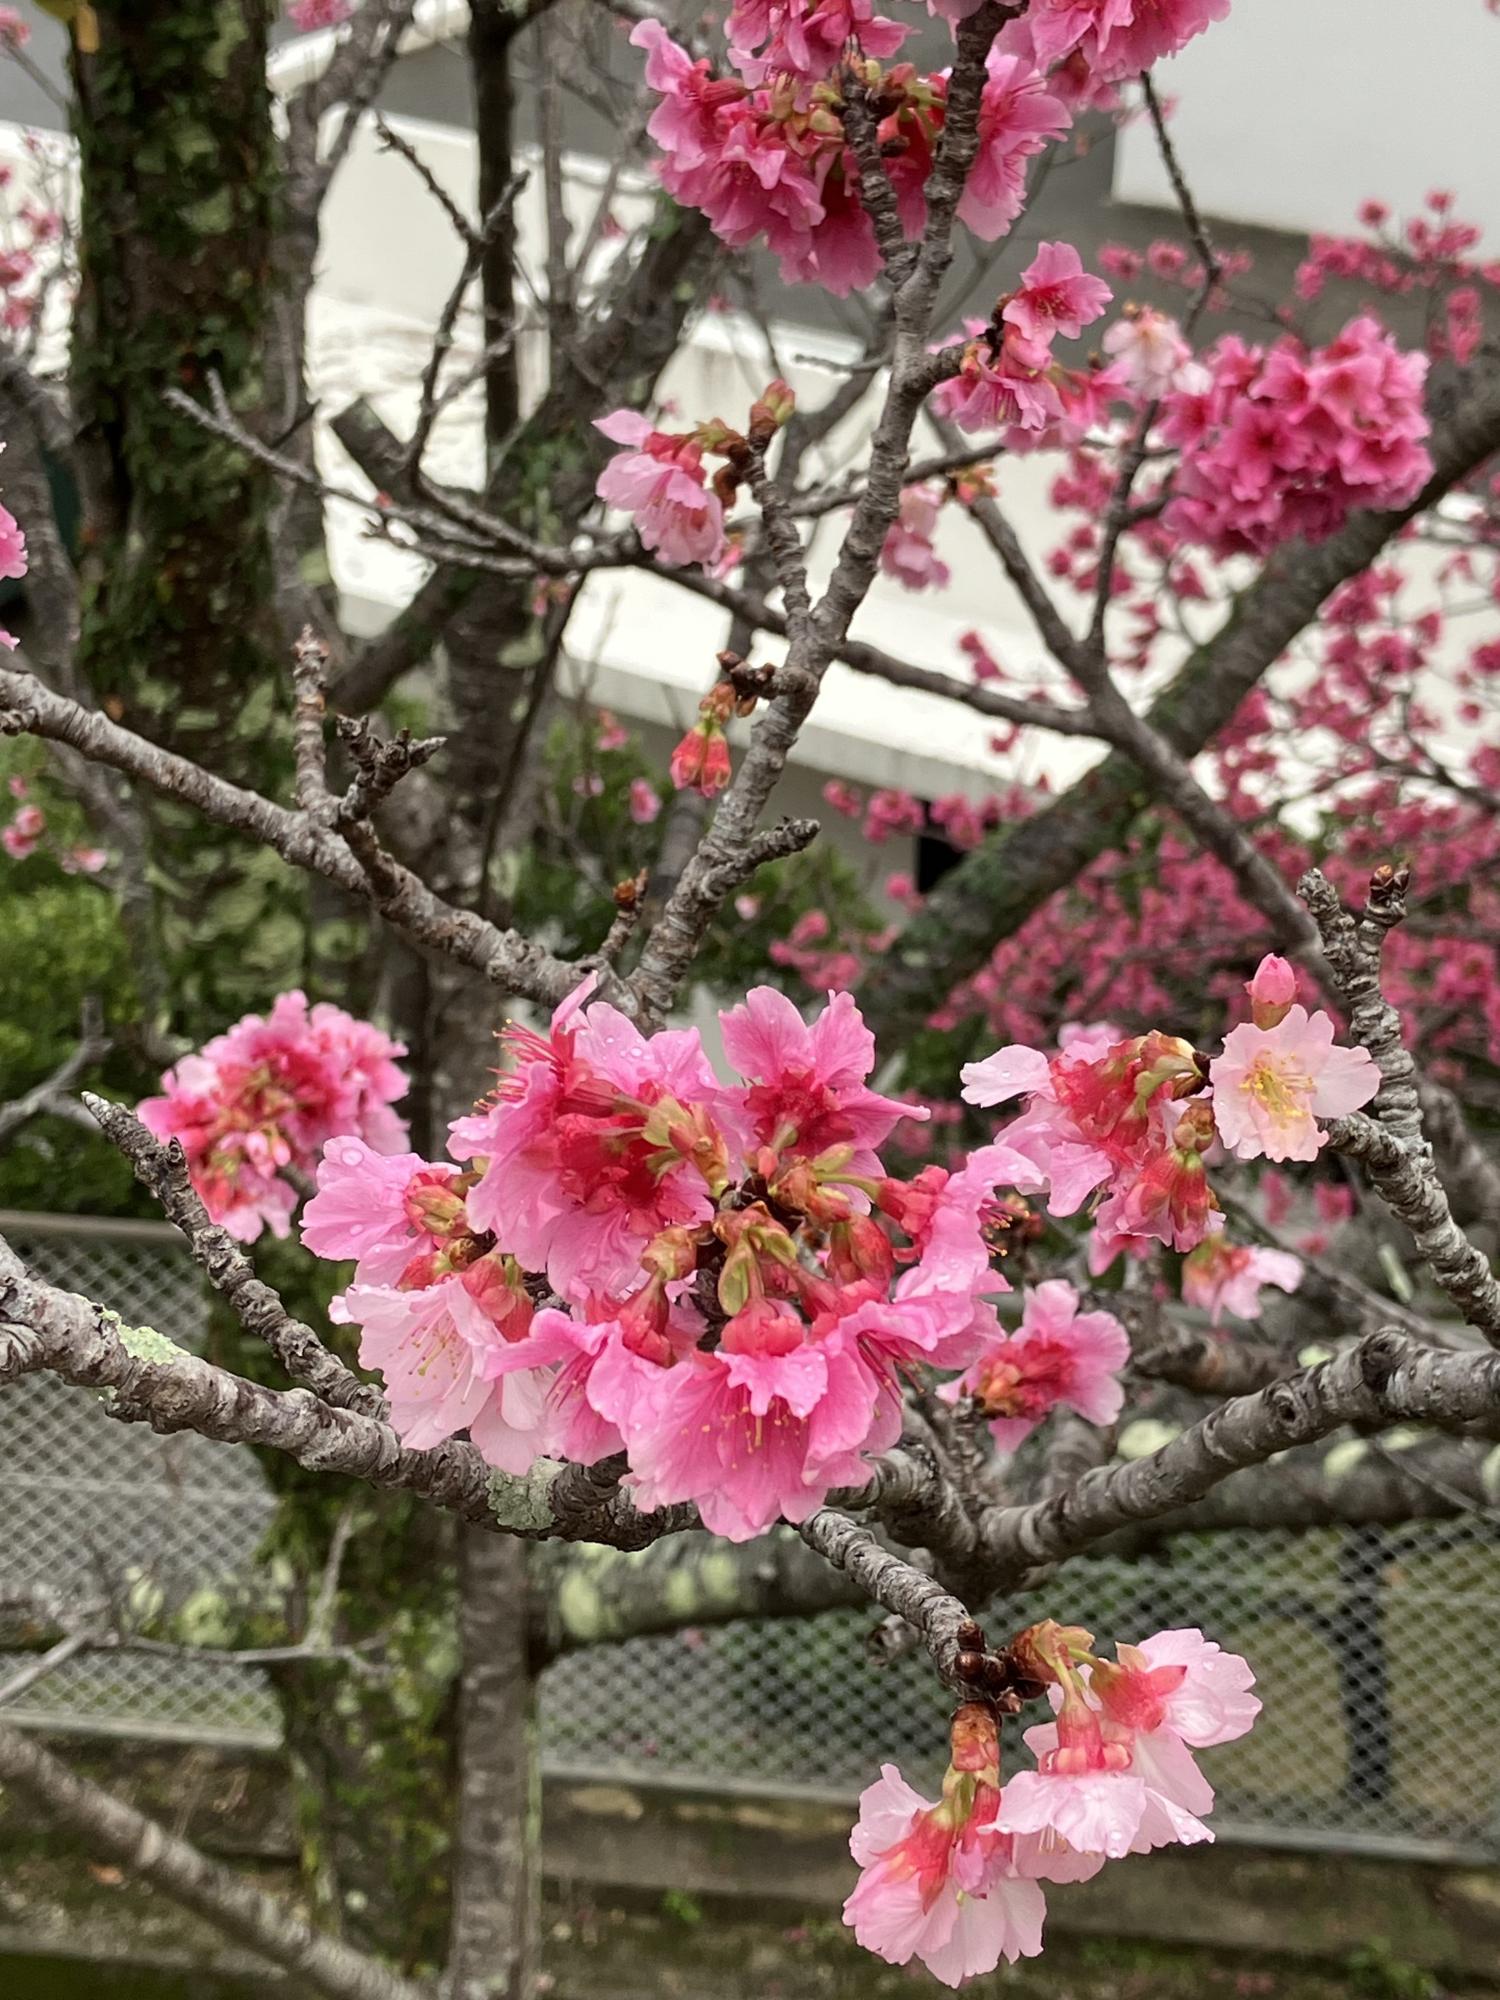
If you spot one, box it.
[1114,0,1500,242]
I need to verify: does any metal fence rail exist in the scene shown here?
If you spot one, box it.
[3,1213,1499,1859]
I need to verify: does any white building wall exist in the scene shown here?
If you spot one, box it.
[1113,0,1500,242]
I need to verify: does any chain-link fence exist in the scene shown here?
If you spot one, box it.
[4,1213,1499,1861]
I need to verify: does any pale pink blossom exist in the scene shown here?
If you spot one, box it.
[0,8,30,49]
[337,1267,549,1471]
[1210,1005,1379,1162]
[594,409,727,568]
[997,1714,1213,1860]
[844,1761,1046,1986]
[1093,1628,1261,1749]
[1101,307,1192,398]
[60,845,109,875]
[944,1279,1129,1450]
[1181,1234,1301,1323]
[880,484,951,592]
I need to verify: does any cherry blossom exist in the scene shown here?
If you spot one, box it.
[844,1708,1046,1986]
[1000,0,1230,82]
[1100,306,1193,398]
[286,0,353,27]
[1210,1006,1380,1162]
[880,484,952,592]
[139,994,408,1243]
[594,410,727,568]
[449,976,723,1301]
[1090,1628,1262,1750]
[1002,241,1112,343]
[944,1279,1129,1451]
[1,801,43,859]
[628,776,663,824]
[1181,1234,1302,1324]
[1162,317,1432,558]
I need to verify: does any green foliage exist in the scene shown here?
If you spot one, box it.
[1345,1944,1442,2000]
[0,746,147,1212]
[506,710,880,990]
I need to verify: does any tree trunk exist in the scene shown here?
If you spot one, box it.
[68,1,293,1028]
[444,1529,540,2000]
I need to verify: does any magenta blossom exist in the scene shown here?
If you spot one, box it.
[1002,241,1112,343]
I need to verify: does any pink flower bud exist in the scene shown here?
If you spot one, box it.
[1245,953,1297,1028]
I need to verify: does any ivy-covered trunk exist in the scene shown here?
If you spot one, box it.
[69,2,296,1029]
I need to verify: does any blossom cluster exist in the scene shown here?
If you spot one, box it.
[845,1618,1258,1985]
[1160,316,1434,558]
[633,20,1070,296]
[300,980,1123,1530]
[963,956,1377,1268]
[140,993,409,1244]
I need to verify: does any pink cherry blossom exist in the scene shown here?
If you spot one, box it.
[0,500,26,579]
[1209,1005,1380,1162]
[628,776,662,824]
[1181,1234,1302,1323]
[717,986,923,1177]
[844,1763,1046,1985]
[1003,242,1112,343]
[451,977,720,1300]
[957,56,1071,242]
[1003,0,1229,81]
[880,484,951,592]
[727,0,908,82]
[933,326,1065,436]
[302,1137,462,1287]
[945,1279,1129,1451]
[0,7,30,49]
[1101,306,1192,398]
[286,0,353,28]
[1093,1629,1261,1749]
[139,994,408,1243]
[595,410,727,568]
[1246,952,1297,1027]
[1162,317,1432,558]
[1,801,43,859]
[612,1302,882,1540]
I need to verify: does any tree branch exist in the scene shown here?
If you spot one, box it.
[0,1719,429,2000]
